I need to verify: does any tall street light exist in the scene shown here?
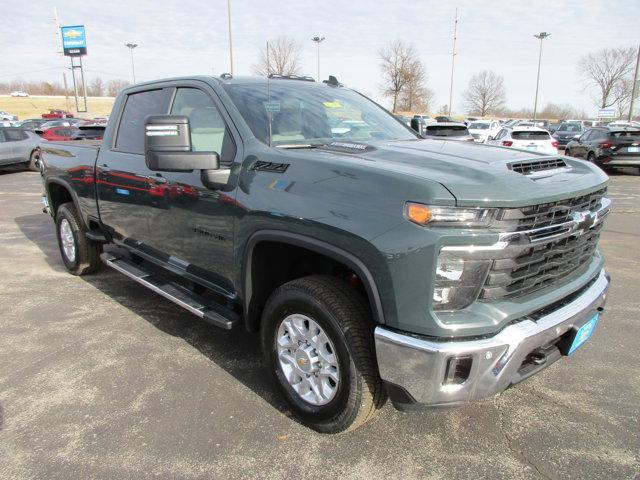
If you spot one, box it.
[311,36,325,81]
[532,32,550,120]
[125,43,138,83]
[227,0,234,75]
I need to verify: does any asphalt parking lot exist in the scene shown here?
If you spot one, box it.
[0,170,638,480]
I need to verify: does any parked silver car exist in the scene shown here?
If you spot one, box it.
[0,127,42,171]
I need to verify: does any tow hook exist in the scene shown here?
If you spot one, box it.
[527,350,547,366]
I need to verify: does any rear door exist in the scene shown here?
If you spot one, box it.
[8,129,33,162]
[97,87,172,245]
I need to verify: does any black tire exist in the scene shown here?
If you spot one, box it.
[28,150,40,172]
[587,152,597,164]
[260,275,386,434]
[55,202,102,275]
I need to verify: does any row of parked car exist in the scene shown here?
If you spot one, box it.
[0,110,107,170]
[394,113,640,171]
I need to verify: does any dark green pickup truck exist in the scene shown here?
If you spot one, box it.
[40,75,610,433]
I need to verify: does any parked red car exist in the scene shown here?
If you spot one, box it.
[42,109,74,119]
[40,126,76,141]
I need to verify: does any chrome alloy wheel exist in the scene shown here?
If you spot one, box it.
[59,218,76,262]
[276,314,340,406]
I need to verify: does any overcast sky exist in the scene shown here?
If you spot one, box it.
[1,0,638,115]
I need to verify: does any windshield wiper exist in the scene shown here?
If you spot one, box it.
[275,143,327,149]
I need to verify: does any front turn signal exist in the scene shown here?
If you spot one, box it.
[405,203,432,226]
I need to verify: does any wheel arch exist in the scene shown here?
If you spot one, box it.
[242,230,385,332]
[45,178,88,230]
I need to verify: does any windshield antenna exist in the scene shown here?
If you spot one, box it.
[266,40,272,147]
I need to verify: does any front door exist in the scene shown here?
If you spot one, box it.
[141,85,239,293]
[0,130,11,164]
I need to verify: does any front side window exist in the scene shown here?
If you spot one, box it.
[116,89,167,154]
[223,81,417,147]
[170,88,235,165]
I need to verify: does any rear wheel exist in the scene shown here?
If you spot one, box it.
[55,202,102,275]
[587,152,596,164]
[261,275,386,433]
[28,150,40,172]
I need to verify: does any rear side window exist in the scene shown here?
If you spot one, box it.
[512,130,550,140]
[116,89,168,154]
[170,88,236,165]
[5,129,27,141]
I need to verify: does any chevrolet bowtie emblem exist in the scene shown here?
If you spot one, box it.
[571,210,596,233]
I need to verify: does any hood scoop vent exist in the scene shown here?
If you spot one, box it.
[508,158,570,178]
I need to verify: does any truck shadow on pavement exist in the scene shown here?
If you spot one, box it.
[15,213,290,417]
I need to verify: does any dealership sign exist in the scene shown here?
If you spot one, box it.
[61,25,87,56]
[597,108,616,118]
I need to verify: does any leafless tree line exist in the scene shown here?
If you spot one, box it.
[0,78,130,97]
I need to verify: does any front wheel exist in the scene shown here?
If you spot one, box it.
[55,202,102,275]
[261,275,386,433]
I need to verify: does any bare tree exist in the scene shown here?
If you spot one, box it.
[396,58,435,113]
[88,77,105,97]
[578,47,635,108]
[252,36,303,76]
[463,70,506,116]
[378,40,422,112]
[106,79,131,97]
[612,77,634,117]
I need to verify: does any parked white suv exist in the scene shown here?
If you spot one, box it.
[487,126,559,154]
[467,120,501,143]
[10,91,29,97]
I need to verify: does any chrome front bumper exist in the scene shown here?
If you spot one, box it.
[375,269,609,408]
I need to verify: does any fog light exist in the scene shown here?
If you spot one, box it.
[443,355,472,385]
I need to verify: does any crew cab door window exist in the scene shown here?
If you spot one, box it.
[169,88,236,166]
[115,89,169,154]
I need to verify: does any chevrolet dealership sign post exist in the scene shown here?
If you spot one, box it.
[61,25,88,113]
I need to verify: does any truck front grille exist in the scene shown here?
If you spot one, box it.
[481,188,607,300]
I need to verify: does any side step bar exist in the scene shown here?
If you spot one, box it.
[100,252,238,330]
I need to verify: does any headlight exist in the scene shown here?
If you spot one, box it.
[433,251,491,311]
[405,203,495,228]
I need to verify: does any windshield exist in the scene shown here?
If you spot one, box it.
[558,123,581,132]
[468,122,489,130]
[611,130,640,138]
[223,81,417,146]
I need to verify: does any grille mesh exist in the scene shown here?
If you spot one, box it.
[481,188,607,300]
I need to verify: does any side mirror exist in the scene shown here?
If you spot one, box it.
[573,134,581,140]
[144,115,219,172]
[487,135,493,141]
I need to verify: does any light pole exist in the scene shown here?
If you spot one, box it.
[125,43,138,83]
[448,8,458,117]
[311,36,325,81]
[227,0,234,75]
[532,32,550,120]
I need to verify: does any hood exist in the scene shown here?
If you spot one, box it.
[304,139,608,207]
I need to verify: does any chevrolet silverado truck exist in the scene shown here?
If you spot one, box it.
[40,75,611,433]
